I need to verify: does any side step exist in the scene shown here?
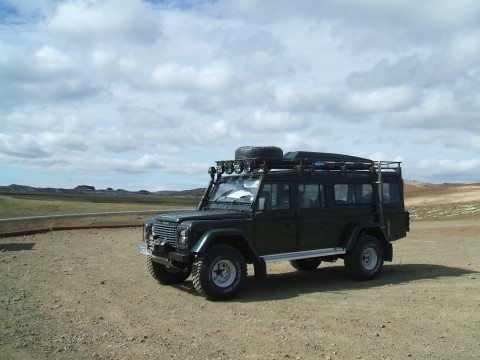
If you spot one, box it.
[261,247,346,263]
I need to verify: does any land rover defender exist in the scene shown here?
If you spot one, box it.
[139,146,410,300]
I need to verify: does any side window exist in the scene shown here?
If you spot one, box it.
[334,184,349,203]
[382,183,400,203]
[334,184,373,204]
[259,183,291,210]
[359,184,373,203]
[299,184,325,209]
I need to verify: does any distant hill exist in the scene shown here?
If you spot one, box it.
[155,188,206,196]
[0,184,205,197]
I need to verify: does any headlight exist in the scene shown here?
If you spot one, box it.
[177,225,190,249]
[144,223,153,239]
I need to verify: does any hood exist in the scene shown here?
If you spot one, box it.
[151,210,248,223]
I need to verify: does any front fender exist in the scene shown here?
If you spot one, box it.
[191,228,251,254]
[191,228,267,282]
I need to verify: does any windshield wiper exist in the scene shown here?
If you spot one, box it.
[225,195,253,210]
[213,189,234,202]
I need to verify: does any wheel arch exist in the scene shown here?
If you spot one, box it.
[191,228,268,283]
[343,223,393,261]
[191,228,258,263]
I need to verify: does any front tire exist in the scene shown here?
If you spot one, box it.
[146,256,190,284]
[192,245,247,300]
[344,235,384,280]
[289,257,322,271]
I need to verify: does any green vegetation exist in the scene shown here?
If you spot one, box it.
[0,192,198,218]
[0,192,199,234]
[409,204,479,220]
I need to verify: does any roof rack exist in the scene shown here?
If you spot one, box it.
[213,151,402,178]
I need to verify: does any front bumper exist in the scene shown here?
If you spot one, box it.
[139,238,190,263]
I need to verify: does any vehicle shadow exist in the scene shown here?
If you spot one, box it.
[0,243,36,251]
[173,263,478,302]
[238,263,477,302]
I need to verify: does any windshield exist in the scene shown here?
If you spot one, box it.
[206,175,261,211]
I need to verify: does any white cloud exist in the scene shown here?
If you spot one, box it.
[245,110,305,131]
[0,43,97,105]
[281,133,325,153]
[343,86,416,114]
[216,0,480,47]
[272,82,332,112]
[1,0,479,189]
[468,136,480,152]
[348,30,480,89]
[35,46,74,73]
[2,110,58,131]
[0,133,49,159]
[152,61,235,93]
[47,0,161,44]
[415,158,480,183]
[191,119,233,144]
[385,88,480,131]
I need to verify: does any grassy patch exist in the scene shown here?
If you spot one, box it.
[0,193,198,218]
[0,192,198,234]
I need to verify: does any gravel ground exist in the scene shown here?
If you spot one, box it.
[1,216,479,360]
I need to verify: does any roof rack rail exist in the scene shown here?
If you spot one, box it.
[213,154,401,177]
[377,160,402,177]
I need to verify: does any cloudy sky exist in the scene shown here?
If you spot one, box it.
[1,0,479,191]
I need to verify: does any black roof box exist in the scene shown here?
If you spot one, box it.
[283,151,373,164]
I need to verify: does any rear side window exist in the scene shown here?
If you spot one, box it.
[298,184,325,208]
[334,184,373,204]
[382,183,400,203]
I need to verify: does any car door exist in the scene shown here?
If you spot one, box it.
[297,182,332,250]
[254,182,297,255]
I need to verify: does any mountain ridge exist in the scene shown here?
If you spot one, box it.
[0,184,205,197]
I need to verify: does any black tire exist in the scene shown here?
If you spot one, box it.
[192,245,247,300]
[289,257,322,271]
[344,235,384,280]
[146,256,190,284]
[235,146,283,160]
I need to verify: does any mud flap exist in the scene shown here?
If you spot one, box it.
[384,242,393,262]
[254,258,267,283]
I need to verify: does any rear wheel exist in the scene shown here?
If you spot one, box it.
[192,245,247,300]
[146,256,190,284]
[344,235,384,280]
[289,257,322,271]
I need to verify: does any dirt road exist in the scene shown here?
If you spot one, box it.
[1,216,479,359]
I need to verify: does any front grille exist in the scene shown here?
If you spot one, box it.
[153,222,177,246]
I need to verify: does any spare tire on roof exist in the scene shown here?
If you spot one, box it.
[235,146,283,160]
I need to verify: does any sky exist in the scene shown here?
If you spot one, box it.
[0,0,479,191]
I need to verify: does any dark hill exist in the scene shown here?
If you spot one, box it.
[0,184,205,197]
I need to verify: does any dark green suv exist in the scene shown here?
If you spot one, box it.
[139,146,409,300]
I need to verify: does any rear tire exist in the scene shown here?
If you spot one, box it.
[289,257,322,271]
[344,235,384,280]
[192,245,247,300]
[146,256,190,284]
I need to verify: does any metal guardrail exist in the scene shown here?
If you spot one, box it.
[0,210,179,223]
[0,209,186,223]
[0,210,192,238]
